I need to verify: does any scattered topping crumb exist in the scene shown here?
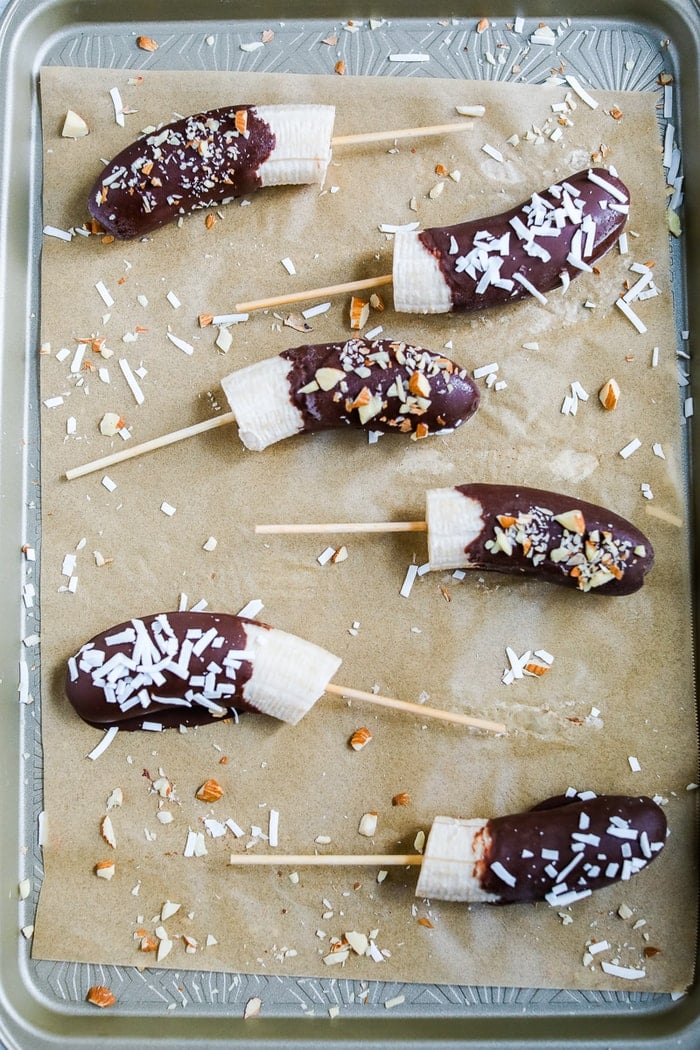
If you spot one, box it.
[358,812,378,837]
[95,860,115,880]
[244,996,262,1019]
[599,378,620,411]
[86,985,117,1008]
[350,727,372,751]
[196,779,224,803]
[136,35,159,51]
[62,110,89,138]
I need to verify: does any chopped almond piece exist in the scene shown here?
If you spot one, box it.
[205,213,216,229]
[408,371,431,398]
[315,367,345,391]
[335,59,346,75]
[100,815,117,849]
[136,35,159,51]
[196,778,224,803]
[392,792,410,806]
[554,509,586,535]
[524,662,550,677]
[86,985,117,1008]
[235,109,248,135]
[95,860,116,880]
[349,727,372,751]
[358,811,378,837]
[417,916,434,928]
[349,296,370,330]
[369,293,385,311]
[599,377,620,411]
[347,386,372,411]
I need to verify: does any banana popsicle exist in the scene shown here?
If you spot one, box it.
[66,611,505,734]
[258,483,654,596]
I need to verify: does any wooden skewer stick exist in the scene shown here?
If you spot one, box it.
[256,520,427,535]
[235,274,393,314]
[330,121,476,148]
[325,683,505,734]
[229,853,424,867]
[64,412,236,481]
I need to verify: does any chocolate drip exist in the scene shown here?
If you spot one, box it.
[281,338,479,437]
[455,483,653,595]
[419,169,628,311]
[66,611,265,730]
[479,794,666,904]
[87,106,276,238]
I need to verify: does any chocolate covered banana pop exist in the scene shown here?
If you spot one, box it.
[235,169,630,315]
[257,483,654,595]
[66,612,505,733]
[393,167,629,314]
[65,338,479,478]
[87,103,474,239]
[228,791,667,907]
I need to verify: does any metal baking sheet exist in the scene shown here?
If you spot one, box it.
[0,0,698,1047]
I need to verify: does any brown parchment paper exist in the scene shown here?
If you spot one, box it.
[33,66,697,993]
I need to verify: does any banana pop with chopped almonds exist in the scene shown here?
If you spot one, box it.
[259,484,654,595]
[222,337,479,451]
[65,338,480,479]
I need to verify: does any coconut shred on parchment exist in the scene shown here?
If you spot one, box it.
[32,65,697,995]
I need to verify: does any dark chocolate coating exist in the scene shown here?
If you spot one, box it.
[420,168,628,311]
[477,793,666,904]
[87,106,276,238]
[455,483,653,594]
[66,612,268,730]
[282,338,479,437]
